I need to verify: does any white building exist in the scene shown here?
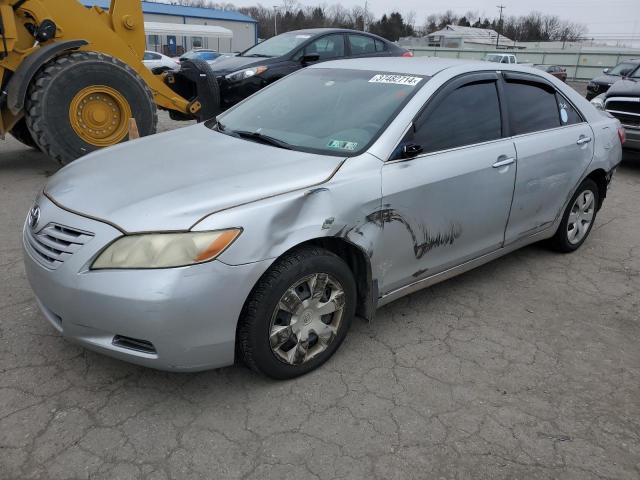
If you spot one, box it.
[401,25,516,49]
[82,0,258,54]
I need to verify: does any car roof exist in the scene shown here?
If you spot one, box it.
[309,57,488,76]
[282,28,389,37]
[310,57,570,79]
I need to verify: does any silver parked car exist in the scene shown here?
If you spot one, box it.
[23,58,623,379]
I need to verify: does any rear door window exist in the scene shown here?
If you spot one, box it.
[504,80,561,135]
[375,39,387,52]
[305,34,345,60]
[413,80,502,153]
[348,35,377,56]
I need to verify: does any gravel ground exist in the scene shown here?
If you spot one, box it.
[1,80,640,479]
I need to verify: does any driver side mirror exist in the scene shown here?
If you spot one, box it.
[402,143,423,159]
[603,68,610,74]
[301,53,320,65]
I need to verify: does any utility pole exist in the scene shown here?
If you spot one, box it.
[363,0,368,32]
[496,5,505,48]
[273,5,279,36]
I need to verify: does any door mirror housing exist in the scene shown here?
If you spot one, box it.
[402,143,423,158]
[301,53,320,65]
[603,68,610,74]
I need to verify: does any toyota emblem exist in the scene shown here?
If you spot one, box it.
[28,204,40,230]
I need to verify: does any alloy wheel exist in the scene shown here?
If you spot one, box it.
[567,189,595,245]
[269,273,345,365]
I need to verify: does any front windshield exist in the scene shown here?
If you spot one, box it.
[483,54,502,63]
[213,68,426,156]
[241,32,312,57]
[630,66,640,78]
[609,62,636,76]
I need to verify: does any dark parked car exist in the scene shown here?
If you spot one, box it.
[534,64,567,82]
[586,59,640,99]
[206,28,412,111]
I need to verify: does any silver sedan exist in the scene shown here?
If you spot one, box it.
[23,58,623,379]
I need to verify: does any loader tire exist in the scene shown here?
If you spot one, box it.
[178,57,221,120]
[10,118,39,150]
[25,51,158,165]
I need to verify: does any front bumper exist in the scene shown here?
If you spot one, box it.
[217,76,265,109]
[22,195,271,371]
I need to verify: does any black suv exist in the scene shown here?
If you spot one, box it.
[586,59,640,100]
[206,29,411,111]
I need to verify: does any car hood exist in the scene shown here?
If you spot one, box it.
[591,73,620,85]
[605,78,640,97]
[209,55,276,74]
[45,124,345,232]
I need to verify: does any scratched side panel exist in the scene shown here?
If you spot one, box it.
[192,153,384,277]
[377,140,518,294]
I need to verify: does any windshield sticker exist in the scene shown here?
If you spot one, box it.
[327,140,358,151]
[369,74,422,86]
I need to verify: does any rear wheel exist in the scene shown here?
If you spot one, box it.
[549,178,599,253]
[238,246,356,379]
[25,51,157,165]
[9,118,39,150]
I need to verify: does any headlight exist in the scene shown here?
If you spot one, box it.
[91,229,241,269]
[590,94,605,111]
[225,66,267,83]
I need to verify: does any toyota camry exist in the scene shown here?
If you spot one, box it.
[23,58,623,379]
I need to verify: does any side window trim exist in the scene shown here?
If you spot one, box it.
[388,72,503,161]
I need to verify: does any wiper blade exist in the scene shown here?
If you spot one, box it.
[234,130,293,150]
[243,54,273,58]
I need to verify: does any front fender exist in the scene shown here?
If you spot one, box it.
[6,40,87,114]
[191,153,384,272]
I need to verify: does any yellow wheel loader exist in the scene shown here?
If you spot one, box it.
[0,0,220,164]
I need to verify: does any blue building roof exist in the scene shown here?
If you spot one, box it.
[81,0,257,24]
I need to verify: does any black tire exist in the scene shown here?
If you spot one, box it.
[9,118,39,150]
[25,51,158,165]
[549,178,599,253]
[238,246,357,379]
[177,57,221,121]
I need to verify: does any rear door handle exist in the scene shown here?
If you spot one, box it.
[492,156,515,168]
[576,136,592,145]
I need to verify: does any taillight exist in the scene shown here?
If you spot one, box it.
[401,51,414,57]
[618,126,626,144]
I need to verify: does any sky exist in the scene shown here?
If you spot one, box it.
[230,0,640,41]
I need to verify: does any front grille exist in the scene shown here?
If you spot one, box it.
[605,97,640,130]
[25,223,94,270]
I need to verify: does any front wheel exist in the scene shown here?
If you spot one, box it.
[549,178,599,253]
[237,246,356,379]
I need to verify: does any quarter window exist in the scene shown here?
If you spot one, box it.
[556,94,582,126]
[304,34,345,60]
[348,35,376,55]
[413,81,502,153]
[504,80,561,135]
[375,39,386,52]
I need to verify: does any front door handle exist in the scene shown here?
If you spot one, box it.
[576,136,592,145]
[492,156,516,168]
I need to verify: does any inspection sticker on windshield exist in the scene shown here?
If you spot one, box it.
[369,74,422,86]
[327,140,358,151]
